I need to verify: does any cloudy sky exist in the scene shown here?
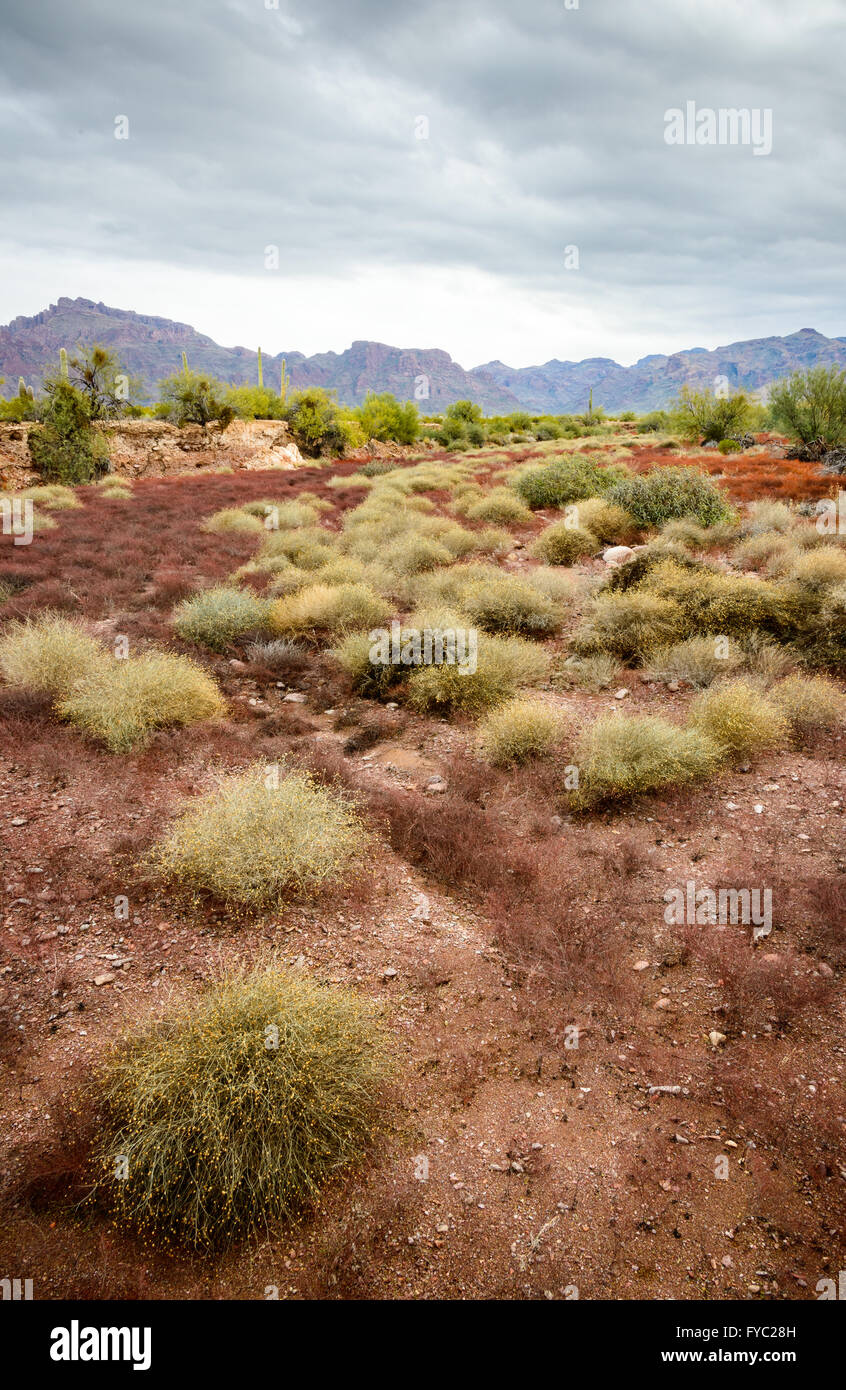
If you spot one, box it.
[1,0,843,367]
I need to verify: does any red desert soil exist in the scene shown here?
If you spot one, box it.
[0,451,844,1300]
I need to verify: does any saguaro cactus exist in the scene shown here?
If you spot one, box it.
[60,348,68,381]
[182,351,189,375]
[280,358,289,404]
[257,347,263,389]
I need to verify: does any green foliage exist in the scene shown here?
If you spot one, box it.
[0,613,106,696]
[638,410,671,433]
[158,370,234,427]
[92,966,389,1249]
[477,697,567,766]
[608,466,732,528]
[225,384,285,420]
[65,343,139,418]
[768,365,846,451]
[531,522,598,565]
[689,679,789,757]
[354,392,420,445]
[717,438,741,454]
[460,574,563,636]
[573,590,683,661]
[58,652,225,751]
[284,387,361,456]
[28,378,110,483]
[514,454,621,509]
[670,385,752,443]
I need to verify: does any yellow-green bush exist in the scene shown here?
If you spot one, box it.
[689,679,789,758]
[201,507,266,535]
[0,613,106,697]
[153,765,371,908]
[407,633,548,716]
[269,583,390,635]
[57,652,225,751]
[477,697,567,765]
[173,586,272,651]
[462,487,532,525]
[572,590,682,661]
[531,522,598,565]
[789,546,846,591]
[93,966,389,1249]
[572,713,722,808]
[645,636,743,687]
[460,574,562,636]
[258,526,337,570]
[18,483,81,510]
[241,498,319,529]
[574,498,637,544]
[771,673,846,735]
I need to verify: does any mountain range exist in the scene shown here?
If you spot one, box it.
[2,297,846,415]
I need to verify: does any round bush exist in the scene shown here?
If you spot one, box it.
[0,613,106,697]
[93,967,389,1249]
[153,765,371,908]
[771,674,846,735]
[689,679,789,757]
[173,586,272,652]
[572,713,722,808]
[269,583,391,635]
[531,522,598,565]
[477,697,567,765]
[57,652,225,751]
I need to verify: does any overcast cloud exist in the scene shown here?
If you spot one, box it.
[0,0,843,366]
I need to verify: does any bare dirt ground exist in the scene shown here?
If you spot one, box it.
[1,439,844,1301]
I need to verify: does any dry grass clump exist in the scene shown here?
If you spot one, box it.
[383,535,453,574]
[645,636,743,687]
[201,506,266,535]
[95,479,133,500]
[0,613,106,697]
[743,500,795,535]
[788,546,846,590]
[332,629,404,698]
[522,567,582,605]
[734,530,794,572]
[689,679,789,758]
[477,697,568,766]
[555,653,619,691]
[173,586,272,651]
[407,633,548,716]
[258,526,337,571]
[462,488,532,525]
[572,713,722,808]
[573,498,637,543]
[153,765,371,908]
[573,590,682,661]
[269,583,390,636]
[241,498,318,528]
[460,574,562,636]
[92,966,389,1250]
[531,522,598,565]
[57,652,225,751]
[18,483,81,509]
[770,674,846,736]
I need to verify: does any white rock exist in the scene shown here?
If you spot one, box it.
[602,545,635,567]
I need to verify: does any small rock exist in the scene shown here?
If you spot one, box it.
[93,973,116,987]
[382,966,398,980]
[283,692,306,703]
[614,688,629,700]
[602,545,635,567]
[819,963,834,978]
[667,680,680,692]
[708,1030,727,1048]
[633,960,650,972]
[228,659,247,671]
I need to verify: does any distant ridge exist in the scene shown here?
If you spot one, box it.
[2,298,845,414]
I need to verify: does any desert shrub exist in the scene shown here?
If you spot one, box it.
[741,635,796,684]
[661,517,738,549]
[224,384,286,420]
[472,526,514,554]
[554,653,619,691]
[201,507,266,535]
[57,652,224,751]
[770,674,846,736]
[463,488,532,525]
[460,574,562,636]
[743,500,795,535]
[383,536,453,574]
[95,480,132,500]
[29,379,110,484]
[514,455,619,509]
[153,765,371,908]
[332,630,406,698]
[789,546,846,591]
[645,636,743,687]
[285,387,361,456]
[717,438,741,454]
[245,637,309,675]
[522,567,581,605]
[0,613,106,697]
[18,483,81,510]
[768,365,846,452]
[637,560,806,645]
[638,410,670,433]
[689,680,789,758]
[608,466,732,528]
[572,590,682,661]
[241,498,318,528]
[258,526,336,570]
[266,565,313,597]
[573,498,637,543]
[531,522,598,565]
[670,385,751,444]
[407,634,548,716]
[735,530,794,572]
[157,370,233,427]
[92,966,388,1249]
[572,713,722,808]
[269,583,390,636]
[173,586,272,651]
[353,391,419,444]
[477,698,567,766]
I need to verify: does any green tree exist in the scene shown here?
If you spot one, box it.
[157,370,233,426]
[353,391,420,444]
[768,365,846,454]
[670,384,751,443]
[28,378,110,483]
[284,387,362,456]
[445,399,483,425]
